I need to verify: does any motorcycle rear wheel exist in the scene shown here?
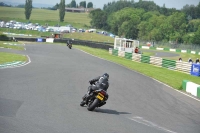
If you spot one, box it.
[87,99,99,111]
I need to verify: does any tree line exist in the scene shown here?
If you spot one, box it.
[89,0,200,44]
[0,2,11,7]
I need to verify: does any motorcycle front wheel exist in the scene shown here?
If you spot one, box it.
[80,101,85,106]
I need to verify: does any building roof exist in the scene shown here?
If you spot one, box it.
[65,8,85,11]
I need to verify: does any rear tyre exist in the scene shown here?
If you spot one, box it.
[87,99,99,111]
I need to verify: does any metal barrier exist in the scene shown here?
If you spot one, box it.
[13,37,113,50]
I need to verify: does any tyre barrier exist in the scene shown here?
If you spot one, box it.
[109,48,192,74]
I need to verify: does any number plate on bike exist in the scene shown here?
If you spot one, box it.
[96,93,104,101]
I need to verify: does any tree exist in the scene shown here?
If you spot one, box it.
[59,0,65,22]
[107,8,144,39]
[87,2,93,8]
[24,0,32,20]
[187,19,200,32]
[71,0,76,8]
[192,26,200,44]
[53,3,59,10]
[0,2,11,7]
[66,4,71,7]
[133,0,159,12]
[80,1,86,8]
[167,12,187,43]
[16,4,25,8]
[103,1,132,15]
[89,9,107,29]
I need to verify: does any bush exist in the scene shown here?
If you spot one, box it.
[0,34,9,41]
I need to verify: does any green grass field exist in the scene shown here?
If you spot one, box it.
[0,52,27,64]
[65,32,114,43]
[0,41,26,64]
[0,7,91,28]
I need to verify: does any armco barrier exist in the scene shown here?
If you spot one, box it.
[14,37,46,42]
[182,80,200,98]
[14,37,113,50]
[54,38,113,50]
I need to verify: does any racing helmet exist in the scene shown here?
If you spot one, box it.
[103,73,109,79]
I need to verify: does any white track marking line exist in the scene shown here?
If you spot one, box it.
[76,48,200,102]
[0,55,31,69]
[129,116,178,133]
[154,79,200,102]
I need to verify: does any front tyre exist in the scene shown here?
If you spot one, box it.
[87,99,99,111]
[80,101,85,106]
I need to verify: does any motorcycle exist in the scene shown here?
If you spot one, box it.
[68,43,72,49]
[66,41,72,49]
[80,84,109,111]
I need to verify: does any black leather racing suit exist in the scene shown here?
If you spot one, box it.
[66,40,72,46]
[88,76,109,93]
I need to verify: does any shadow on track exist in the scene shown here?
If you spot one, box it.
[94,108,131,115]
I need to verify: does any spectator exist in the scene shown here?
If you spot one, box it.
[179,57,182,62]
[135,47,139,53]
[188,58,193,63]
[196,58,199,64]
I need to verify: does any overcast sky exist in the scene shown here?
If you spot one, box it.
[3,0,200,9]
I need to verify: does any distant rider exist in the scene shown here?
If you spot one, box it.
[66,39,72,47]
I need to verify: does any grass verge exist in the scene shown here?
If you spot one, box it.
[74,45,200,89]
[0,41,24,50]
[0,52,27,64]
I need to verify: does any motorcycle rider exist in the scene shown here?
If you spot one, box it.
[81,73,109,105]
[66,39,72,47]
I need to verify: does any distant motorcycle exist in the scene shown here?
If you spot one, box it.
[66,40,72,49]
[12,37,18,42]
[68,43,72,49]
[80,83,109,111]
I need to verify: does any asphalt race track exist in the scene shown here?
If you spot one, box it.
[0,44,200,133]
[141,49,180,57]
